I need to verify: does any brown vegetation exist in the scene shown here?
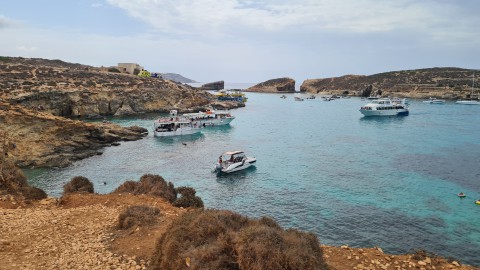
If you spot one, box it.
[113,174,177,203]
[63,176,94,194]
[172,186,204,208]
[118,205,161,229]
[150,209,328,270]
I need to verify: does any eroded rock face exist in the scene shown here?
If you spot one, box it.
[0,100,148,168]
[300,68,478,99]
[245,78,295,93]
[0,57,215,118]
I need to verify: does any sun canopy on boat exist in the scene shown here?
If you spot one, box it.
[223,151,244,155]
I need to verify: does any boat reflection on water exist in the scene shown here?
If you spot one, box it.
[359,115,407,126]
[215,166,257,183]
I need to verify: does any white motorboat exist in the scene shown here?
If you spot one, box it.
[183,108,235,126]
[423,97,445,104]
[294,96,304,101]
[360,98,409,116]
[153,118,201,137]
[456,73,480,105]
[280,95,287,99]
[213,151,256,174]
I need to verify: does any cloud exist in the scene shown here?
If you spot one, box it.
[104,0,478,38]
[16,45,38,52]
[0,15,16,28]
[91,3,104,8]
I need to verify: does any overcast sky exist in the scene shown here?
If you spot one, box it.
[1,0,479,84]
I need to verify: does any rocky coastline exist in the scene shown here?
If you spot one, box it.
[0,57,243,168]
[300,68,479,99]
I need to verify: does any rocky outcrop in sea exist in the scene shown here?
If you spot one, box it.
[200,81,224,90]
[245,77,295,93]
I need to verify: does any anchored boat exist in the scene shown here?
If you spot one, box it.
[153,118,201,137]
[359,98,409,117]
[214,151,256,174]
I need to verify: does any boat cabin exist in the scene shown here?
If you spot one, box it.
[220,151,246,163]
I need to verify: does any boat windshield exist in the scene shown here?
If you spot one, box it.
[221,152,245,163]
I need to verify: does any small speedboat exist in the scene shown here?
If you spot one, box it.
[458,193,466,198]
[214,151,256,174]
[280,95,287,99]
[476,200,480,205]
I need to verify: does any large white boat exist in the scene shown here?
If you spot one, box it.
[456,73,480,105]
[213,151,256,174]
[183,108,235,126]
[153,118,201,137]
[359,98,409,116]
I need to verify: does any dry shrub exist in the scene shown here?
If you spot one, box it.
[118,205,161,229]
[150,209,327,270]
[0,158,28,193]
[1,158,47,200]
[21,186,47,200]
[112,174,177,203]
[173,186,204,208]
[63,176,94,195]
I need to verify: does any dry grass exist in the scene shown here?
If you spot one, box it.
[118,205,161,230]
[150,209,328,270]
[63,176,94,195]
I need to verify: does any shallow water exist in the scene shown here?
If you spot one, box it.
[25,93,480,265]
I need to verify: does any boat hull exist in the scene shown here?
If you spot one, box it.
[215,158,257,174]
[154,127,201,137]
[359,109,409,116]
[199,117,235,126]
[456,100,480,105]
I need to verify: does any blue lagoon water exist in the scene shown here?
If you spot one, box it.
[25,93,480,265]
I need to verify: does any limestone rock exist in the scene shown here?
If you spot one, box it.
[200,81,224,90]
[245,77,295,93]
[299,67,478,99]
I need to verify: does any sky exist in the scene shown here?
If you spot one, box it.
[1,0,479,84]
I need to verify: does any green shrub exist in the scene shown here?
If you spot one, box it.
[118,205,161,229]
[63,176,94,195]
[150,209,328,270]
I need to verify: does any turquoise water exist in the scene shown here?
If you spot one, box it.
[25,93,480,265]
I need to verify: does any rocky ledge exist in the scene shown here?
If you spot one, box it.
[245,77,296,93]
[0,100,147,168]
[300,68,479,99]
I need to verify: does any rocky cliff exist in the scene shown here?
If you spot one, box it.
[300,68,479,99]
[0,57,218,118]
[0,100,147,168]
[245,77,295,93]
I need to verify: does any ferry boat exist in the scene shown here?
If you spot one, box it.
[183,108,235,126]
[213,151,256,174]
[359,98,409,116]
[153,118,201,137]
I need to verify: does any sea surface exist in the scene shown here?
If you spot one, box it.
[25,86,480,265]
